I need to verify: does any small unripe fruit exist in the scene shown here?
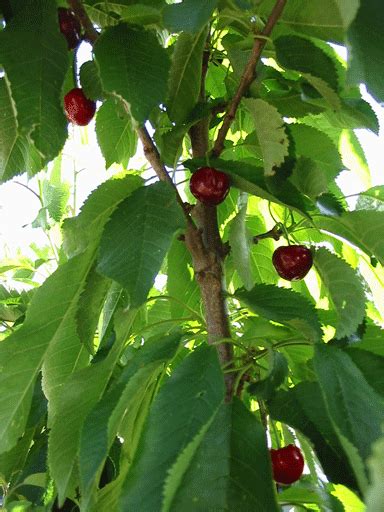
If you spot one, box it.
[272,245,313,281]
[64,88,96,126]
[58,8,81,50]
[270,445,304,484]
[189,166,230,206]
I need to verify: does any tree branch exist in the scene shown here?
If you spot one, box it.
[67,0,99,44]
[187,28,235,401]
[211,0,288,158]
[136,126,192,221]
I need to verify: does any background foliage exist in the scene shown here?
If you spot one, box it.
[0,0,384,510]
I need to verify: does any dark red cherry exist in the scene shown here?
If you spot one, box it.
[270,445,304,485]
[58,8,81,50]
[272,245,313,281]
[189,166,230,206]
[64,88,96,126]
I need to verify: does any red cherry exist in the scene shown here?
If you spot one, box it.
[58,8,81,50]
[64,88,96,126]
[189,167,230,206]
[272,245,313,281]
[270,445,304,484]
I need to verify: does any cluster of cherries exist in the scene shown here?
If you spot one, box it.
[59,8,96,126]
[190,166,313,281]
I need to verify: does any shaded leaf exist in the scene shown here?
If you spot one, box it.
[80,60,104,101]
[236,284,323,342]
[79,330,181,511]
[119,345,225,511]
[228,199,253,290]
[314,248,366,339]
[314,344,384,491]
[248,351,288,400]
[314,211,384,266]
[163,0,218,33]
[366,436,384,512]
[0,251,93,453]
[167,28,207,124]
[62,174,143,258]
[94,24,170,123]
[268,382,359,490]
[347,0,384,102]
[275,35,339,90]
[243,98,289,176]
[97,181,185,307]
[163,399,279,511]
[96,97,138,169]
[0,0,68,164]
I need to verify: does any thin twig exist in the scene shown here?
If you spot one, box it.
[211,0,288,158]
[13,181,42,204]
[136,127,193,221]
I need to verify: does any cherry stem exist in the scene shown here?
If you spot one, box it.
[253,224,283,244]
[270,418,281,449]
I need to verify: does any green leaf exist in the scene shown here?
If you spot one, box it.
[119,344,225,511]
[0,251,94,454]
[314,249,366,339]
[236,284,323,342]
[167,28,207,124]
[110,4,162,25]
[290,157,328,198]
[48,333,127,503]
[302,73,342,110]
[353,324,384,356]
[347,0,384,102]
[0,78,40,183]
[268,382,359,490]
[228,199,254,290]
[97,181,185,308]
[43,181,70,223]
[79,60,104,101]
[275,35,339,90]
[94,24,171,123]
[345,348,384,398]
[96,97,138,169]
[356,186,384,211]
[314,211,384,266]
[163,0,218,33]
[243,98,289,176]
[76,266,110,354]
[366,436,384,512]
[247,215,278,285]
[0,0,68,164]
[163,399,279,511]
[289,124,343,183]
[314,344,384,492]
[258,0,359,41]
[248,351,288,400]
[79,330,181,511]
[62,174,143,258]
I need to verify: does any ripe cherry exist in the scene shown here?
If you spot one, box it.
[64,88,96,126]
[58,8,81,50]
[270,445,304,485]
[189,166,230,206]
[272,245,313,281]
